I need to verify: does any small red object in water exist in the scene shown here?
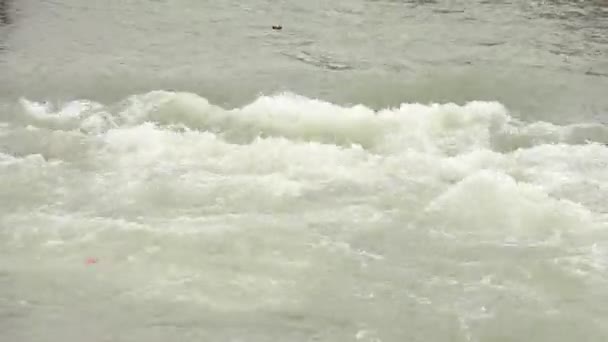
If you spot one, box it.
[85,257,98,265]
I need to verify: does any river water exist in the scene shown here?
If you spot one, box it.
[1,1,607,341]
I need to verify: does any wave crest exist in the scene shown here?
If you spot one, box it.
[13,91,608,154]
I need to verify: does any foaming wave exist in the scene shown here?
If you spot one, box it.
[123,91,386,148]
[17,98,111,133]
[4,91,608,309]
[493,120,608,152]
[424,170,594,237]
[14,91,607,154]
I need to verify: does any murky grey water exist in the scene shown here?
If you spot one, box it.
[1,1,607,341]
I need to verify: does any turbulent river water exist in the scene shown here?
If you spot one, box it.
[1,1,607,341]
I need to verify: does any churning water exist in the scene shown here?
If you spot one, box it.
[1,1,607,341]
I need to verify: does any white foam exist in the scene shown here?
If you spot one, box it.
[18,97,108,131]
[2,91,608,340]
[15,91,607,155]
[424,170,594,237]
[11,91,606,220]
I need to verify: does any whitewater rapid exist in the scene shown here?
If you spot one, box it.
[1,92,607,341]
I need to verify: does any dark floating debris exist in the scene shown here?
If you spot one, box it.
[272,25,283,31]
